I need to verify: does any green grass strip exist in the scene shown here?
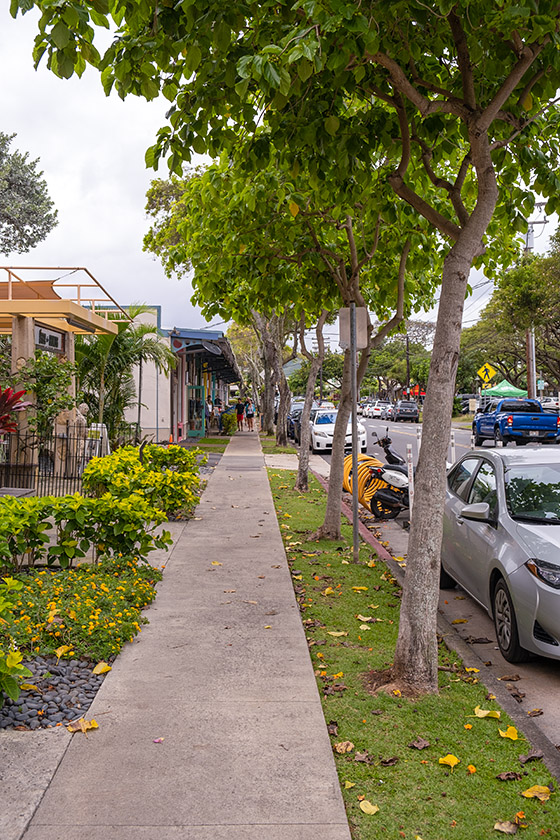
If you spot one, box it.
[268,468,560,840]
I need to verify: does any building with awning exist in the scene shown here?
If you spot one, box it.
[168,327,241,440]
[0,266,129,411]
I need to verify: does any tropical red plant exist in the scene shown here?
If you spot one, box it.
[0,387,31,434]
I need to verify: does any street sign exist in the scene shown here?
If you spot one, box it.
[477,362,496,383]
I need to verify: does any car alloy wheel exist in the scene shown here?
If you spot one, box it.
[493,579,529,663]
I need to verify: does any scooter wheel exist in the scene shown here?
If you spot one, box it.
[370,499,400,519]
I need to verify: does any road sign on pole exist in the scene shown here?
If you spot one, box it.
[477,362,496,383]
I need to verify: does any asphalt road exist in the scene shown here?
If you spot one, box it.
[318,416,560,750]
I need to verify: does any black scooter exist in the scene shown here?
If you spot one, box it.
[366,430,410,518]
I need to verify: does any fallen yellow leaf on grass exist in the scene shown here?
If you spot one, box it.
[333,741,355,754]
[92,662,112,675]
[327,631,348,637]
[352,586,368,592]
[494,820,518,834]
[359,800,379,815]
[499,726,519,741]
[439,754,460,771]
[344,780,356,789]
[521,785,552,801]
[357,614,373,622]
[359,624,372,631]
[67,718,99,734]
[341,560,349,564]
[465,667,480,673]
[292,574,303,580]
[322,587,335,595]
[473,705,501,719]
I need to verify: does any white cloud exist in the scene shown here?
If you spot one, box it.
[0,7,212,332]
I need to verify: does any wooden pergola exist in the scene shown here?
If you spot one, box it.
[0,266,131,336]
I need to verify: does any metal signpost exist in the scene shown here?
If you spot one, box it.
[339,306,368,562]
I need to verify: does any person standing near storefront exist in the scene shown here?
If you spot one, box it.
[235,398,245,431]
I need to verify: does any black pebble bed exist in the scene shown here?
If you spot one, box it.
[0,655,107,730]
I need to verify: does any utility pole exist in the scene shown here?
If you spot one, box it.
[406,335,410,398]
[524,206,547,399]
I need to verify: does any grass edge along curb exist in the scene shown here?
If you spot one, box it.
[267,467,560,840]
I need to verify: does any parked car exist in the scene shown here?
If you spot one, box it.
[392,400,419,422]
[309,409,367,454]
[370,399,391,419]
[540,396,560,411]
[380,403,395,420]
[287,405,304,440]
[472,398,560,446]
[441,448,560,663]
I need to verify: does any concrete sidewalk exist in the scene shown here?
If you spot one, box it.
[19,433,351,840]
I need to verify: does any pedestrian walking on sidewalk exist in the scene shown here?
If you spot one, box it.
[235,398,245,431]
[245,398,255,431]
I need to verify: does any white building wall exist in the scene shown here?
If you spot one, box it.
[123,308,172,442]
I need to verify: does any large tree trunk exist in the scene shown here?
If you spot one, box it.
[392,139,498,693]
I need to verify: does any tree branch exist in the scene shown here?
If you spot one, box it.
[447,10,476,109]
[387,173,462,241]
[371,239,410,348]
[477,40,547,133]
[368,51,470,119]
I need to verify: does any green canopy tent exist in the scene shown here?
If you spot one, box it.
[482,379,528,397]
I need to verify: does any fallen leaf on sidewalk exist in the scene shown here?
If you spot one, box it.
[153,738,164,743]
[498,674,521,682]
[67,718,98,735]
[451,619,468,624]
[211,561,222,566]
[92,661,112,675]
[527,709,543,717]
[250,535,260,538]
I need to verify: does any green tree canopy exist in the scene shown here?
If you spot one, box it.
[0,133,57,255]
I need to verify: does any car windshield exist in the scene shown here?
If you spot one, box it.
[399,402,417,408]
[315,412,337,425]
[505,464,560,523]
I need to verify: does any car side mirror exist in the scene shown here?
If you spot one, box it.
[460,502,491,522]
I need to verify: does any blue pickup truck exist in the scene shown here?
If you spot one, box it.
[472,398,560,446]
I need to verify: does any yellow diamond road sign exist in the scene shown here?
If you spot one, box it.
[478,363,496,383]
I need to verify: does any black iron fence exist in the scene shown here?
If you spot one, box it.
[0,430,106,496]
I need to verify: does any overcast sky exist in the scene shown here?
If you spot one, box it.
[1,8,556,343]
[0,7,214,333]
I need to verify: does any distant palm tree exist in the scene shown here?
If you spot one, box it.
[76,304,175,442]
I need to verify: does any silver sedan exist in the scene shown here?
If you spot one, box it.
[441,448,560,663]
